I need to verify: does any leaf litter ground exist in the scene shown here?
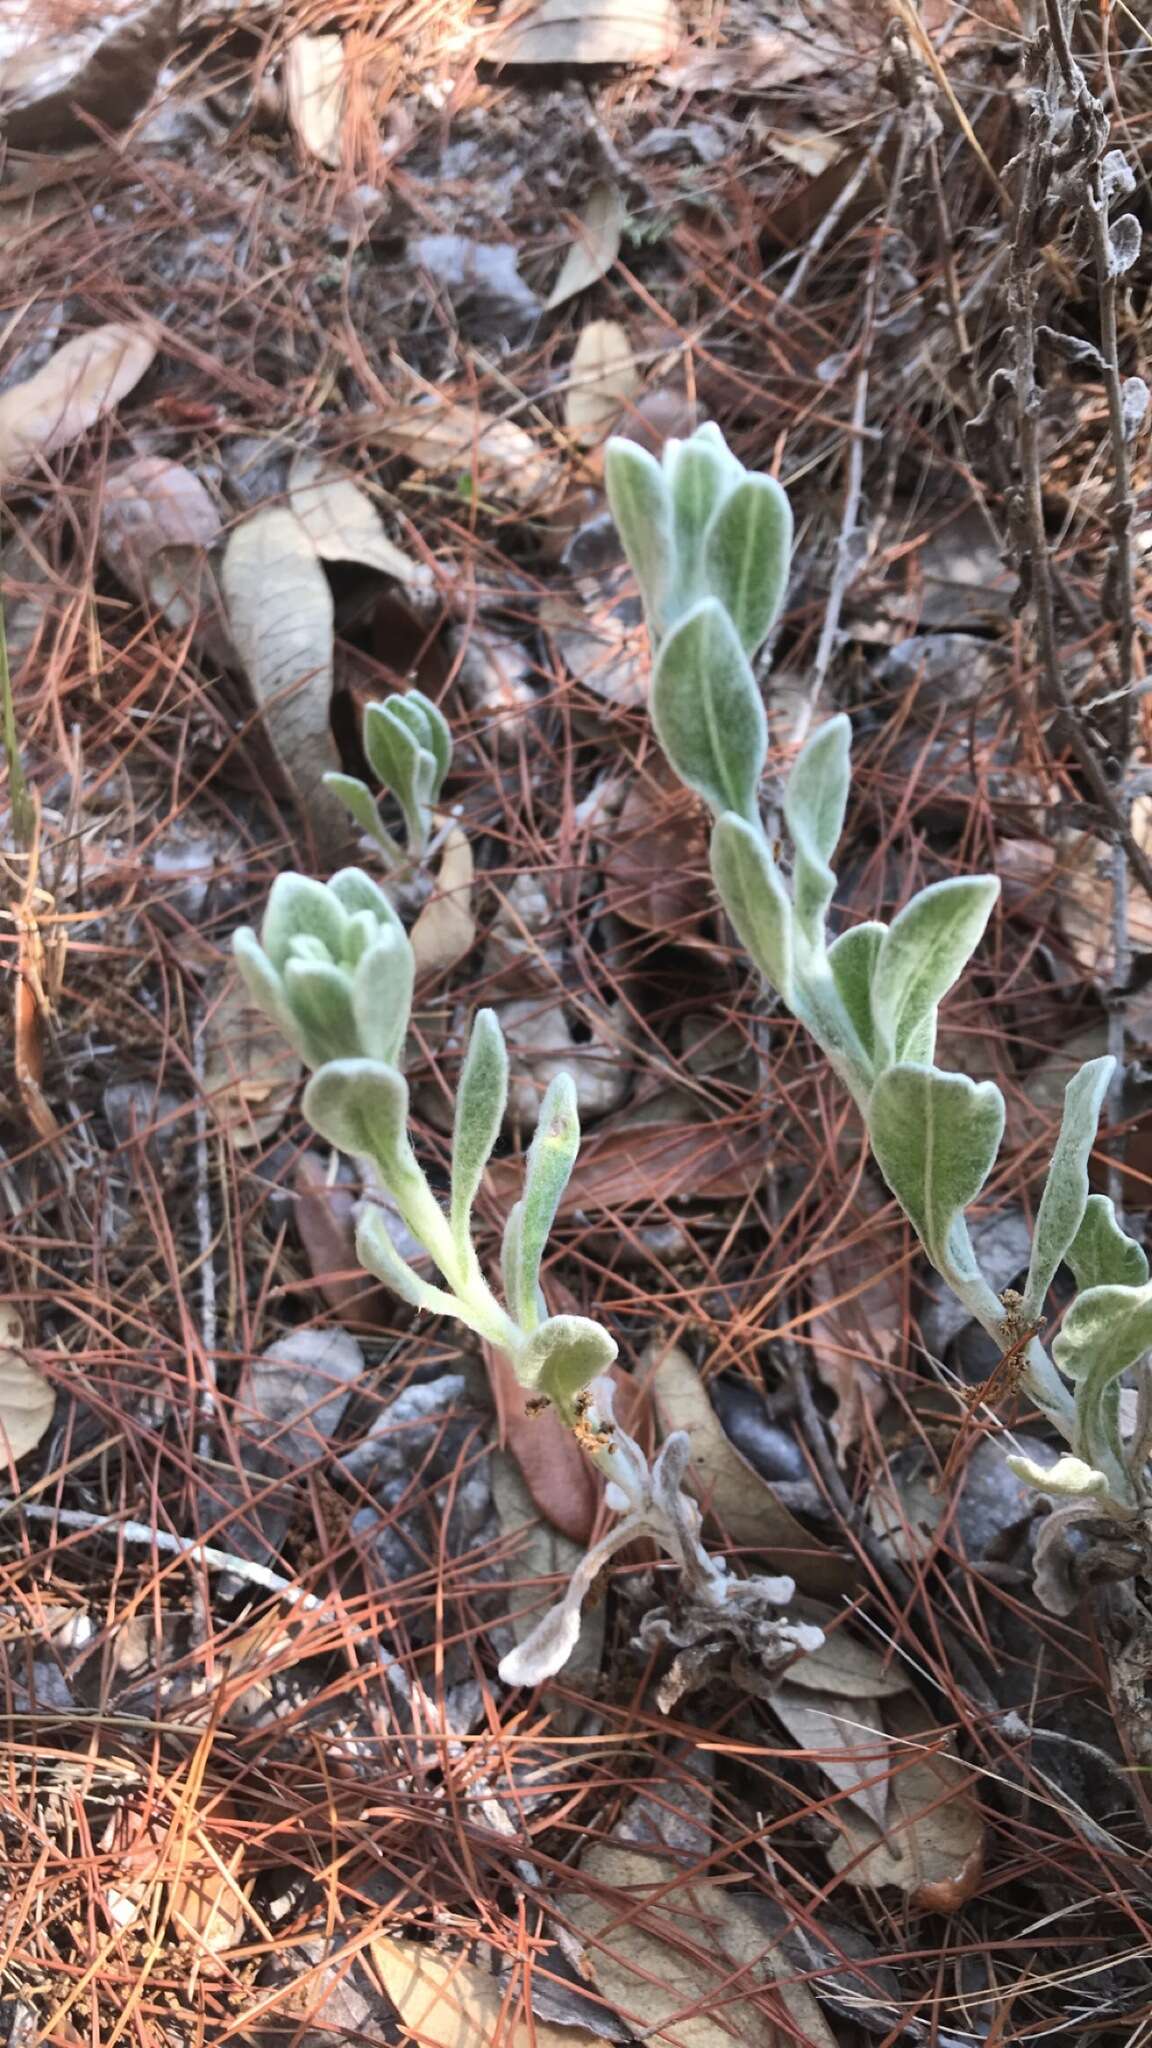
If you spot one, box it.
[2,0,1152,2042]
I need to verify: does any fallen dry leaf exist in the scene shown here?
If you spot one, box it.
[603,768,710,934]
[488,0,681,66]
[485,1341,599,1545]
[648,1342,852,1597]
[540,571,646,707]
[239,1326,364,1468]
[371,1934,604,2048]
[292,1153,394,1325]
[220,506,347,855]
[168,1831,247,1958]
[411,821,476,976]
[1059,800,1152,983]
[0,1309,55,1465]
[100,455,231,654]
[565,319,640,444]
[498,996,631,1128]
[202,974,303,1149]
[759,125,846,177]
[0,0,176,149]
[371,396,561,512]
[770,1684,890,1830]
[284,33,345,166]
[546,183,625,310]
[288,452,428,588]
[786,1620,910,1700]
[808,1183,898,1463]
[824,1693,985,1907]
[0,322,156,483]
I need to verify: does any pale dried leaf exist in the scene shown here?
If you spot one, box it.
[540,572,645,707]
[102,455,220,559]
[288,452,428,588]
[220,507,346,852]
[563,1838,834,2048]
[488,0,681,66]
[648,1342,851,1598]
[203,974,303,1149]
[760,126,846,177]
[546,183,624,310]
[371,397,560,511]
[0,0,175,150]
[783,1622,910,1700]
[771,1683,890,1829]
[241,1327,364,1466]
[168,1835,246,1957]
[565,320,639,443]
[411,822,475,975]
[370,1935,604,2048]
[1059,800,1152,983]
[825,1694,985,1906]
[284,33,345,167]
[498,996,630,1126]
[0,1309,54,1464]
[0,322,155,482]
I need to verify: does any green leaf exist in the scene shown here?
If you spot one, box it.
[356,1203,442,1313]
[1052,1278,1152,1477]
[782,714,851,949]
[1022,1057,1115,1318]
[702,473,793,658]
[283,961,360,1062]
[261,873,347,971]
[869,1063,1005,1282]
[872,877,999,1064]
[669,439,731,581]
[687,422,745,484]
[451,1008,508,1257]
[1006,1452,1112,1498]
[515,1074,580,1331]
[363,702,432,844]
[303,1059,421,1195]
[604,439,674,630]
[516,1314,618,1407]
[403,688,452,794]
[327,868,404,934]
[1068,1193,1149,1292]
[323,773,402,860]
[351,930,415,1066]
[827,922,886,1069]
[710,813,793,1000]
[384,693,445,804]
[232,928,309,1059]
[501,1198,523,1315]
[651,598,766,823]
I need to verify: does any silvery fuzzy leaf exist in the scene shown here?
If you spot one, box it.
[868,1063,1005,1284]
[1121,376,1150,443]
[356,1202,457,1317]
[232,927,309,1060]
[669,436,732,575]
[1053,1280,1152,1386]
[323,772,401,858]
[1067,1193,1149,1292]
[517,1313,618,1405]
[871,876,999,1064]
[283,959,360,1062]
[702,473,793,658]
[501,1198,523,1320]
[261,871,347,971]
[604,438,674,631]
[326,867,404,934]
[651,598,766,823]
[450,1007,508,1258]
[351,929,415,1066]
[304,1058,420,1196]
[499,1519,632,1687]
[1006,1452,1111,1498]
[513,1073,580,1330]
[1107,214,1141,277]
[363,700,433,845]
[827,921,886,1070]
[782,713,851,949]
[1101,149,1136,205]
[710,813,793,999]
[385,691,448,805]
[1021,1056,1114,1318]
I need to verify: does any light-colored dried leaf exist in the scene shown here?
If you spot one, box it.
[370,1935,604,2048]
[808,1184,897,1462]
[562,1836,835,2048]
[102,454,220,559]
[565,319,640,443]
[1059,799,1152,983]
[648,1341,851,1597]
[0,321,155,482]
[0,1309,54,1464]
[540,571,645,707]
[783,1621,910,1700]
[489,0,680,66]
[411,821,475,975]
[759,126,846,177]
[288,452,428,587]
[169,1835,247,1957]
[825,1693,985,1906]
[546,183,624,310]
[284,33,345,167]
[241,1326,364,1466]
[370,397,561,511]
[202,974,303,1149]
[771,1683,890,1829]
[220,506,346,852]
[498,996,630,1126]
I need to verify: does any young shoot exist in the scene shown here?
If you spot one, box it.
[607,421,1151,1597]
[324,686,453,865]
